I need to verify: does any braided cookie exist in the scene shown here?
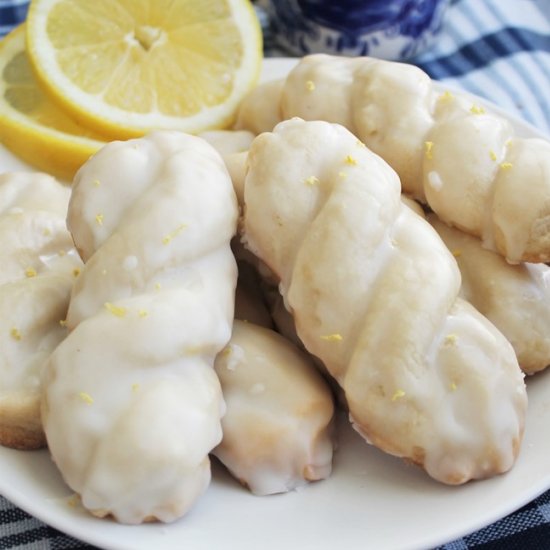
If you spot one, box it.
[430,214,550,375]
[213,320,334,495]
[242,119,526,485]
[235,78,285,136]
[220,253,333,493]
[0,172,81,450]
[237,54,550,263]
[199,129,255,206]
[41,131,238,524]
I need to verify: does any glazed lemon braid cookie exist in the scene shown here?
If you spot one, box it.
[233,218,304,347]
[235,79,285,136]
[0,172,82,450]
[199,129,255,206]
[237,54,550,263]
[404,195,550,374]
[217,234,336,494]
[242,118,527,485]
[429,214,550,375]
[199,129,255,157]
[213,319,334,495]
[213,250,335,494]
[41,131,239,524]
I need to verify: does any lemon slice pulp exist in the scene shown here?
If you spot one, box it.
[0,25,106,180]
[25,0,263,138]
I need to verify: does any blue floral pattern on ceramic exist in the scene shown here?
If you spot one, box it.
[260,0,450,60]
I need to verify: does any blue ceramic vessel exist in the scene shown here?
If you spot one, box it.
[261,0,450,60]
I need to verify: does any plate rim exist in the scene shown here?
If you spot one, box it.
[1,56,550,550]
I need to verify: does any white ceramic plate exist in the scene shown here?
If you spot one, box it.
[1,58,550,550]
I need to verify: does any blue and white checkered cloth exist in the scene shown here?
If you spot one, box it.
[0,0,28,37]
[414,0,550,136]
[261,0,550,137]
[1,0,550,549]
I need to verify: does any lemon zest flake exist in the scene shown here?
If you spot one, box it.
[78,392,94,405]
[162,223,187,245]
[439,90,454,102]
[92,179,101,187]
[155,282,162,291]
[25,267,37,278]
[43,228,51,236]
[67,494,79,508]
[305,175,319,186]
[104,302,127,317]
[424,141,434,159]
[392,389,406,401]
[450,381,458,392]
[470,104,485,115]
[138,309,148,318]
[132,383,140,392]
[220,345,232,357]
[320,333,343,342]
[185,344,206,355]
[452,249,462,257]
[444,334,458,346]
[72,268,81,277]
[10,327,22,341]
[95,213,104,226]
[489,150,497,161]
[305,80,316,91]
[338,171,348,179]
[345,155,357,165]
[59,319,68,327]
[356,139,366,148]
[500,162,513,170]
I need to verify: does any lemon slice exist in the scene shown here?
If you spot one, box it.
[25,0,263,139]
[0,25,106,180]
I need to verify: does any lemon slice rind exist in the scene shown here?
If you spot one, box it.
[0,25,106,181]
[25,0,263,139]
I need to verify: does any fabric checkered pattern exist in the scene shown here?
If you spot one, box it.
[413,0,550,135]
[1,0,549,548]
[0,0,29,37]
[262,0,550,136]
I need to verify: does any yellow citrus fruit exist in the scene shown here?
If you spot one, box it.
[25,0,263,139]
[0,24,107,181]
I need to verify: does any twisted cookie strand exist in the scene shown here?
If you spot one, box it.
[243,119,526,485]
[0,172,81,450]
[238,54,550,263]
[429,213,550,375]
[213,319,334,495]
[41,132,238,524]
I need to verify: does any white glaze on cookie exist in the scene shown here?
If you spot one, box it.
[0,172,81,450]
[42,131,238,524]
[243,119,526,485]
[430,213,550,374]
[237,54,550,262]
[213,320,334,495]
